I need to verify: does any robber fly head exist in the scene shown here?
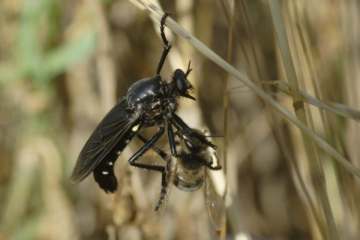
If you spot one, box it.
[171,62,195,100]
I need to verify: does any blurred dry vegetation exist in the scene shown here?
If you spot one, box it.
[1,0,360,239]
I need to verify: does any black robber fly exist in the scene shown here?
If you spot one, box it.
[71,14,216,193]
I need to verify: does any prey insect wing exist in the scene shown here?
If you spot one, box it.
[205,167,226,233]
[177,129,225,231]
[71,99,141,192]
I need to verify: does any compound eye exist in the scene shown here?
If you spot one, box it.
[173,69,188,92]
[176,79,187,94]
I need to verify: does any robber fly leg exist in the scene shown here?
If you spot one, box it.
[136,134,172,186]
[137,134,172,211]
[156,13,172,75]
[135,134,170,186]
[137,134,168,160]
[130,157,169,212]
[128,127,164,172]
[137,134,171,186]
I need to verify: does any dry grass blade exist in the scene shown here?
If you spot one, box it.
[268,1,340,239]
[275,81,360,121]
[268,0,360,121]
[128,0,360,178]
[297,89,360,121]
[232,80,360,121]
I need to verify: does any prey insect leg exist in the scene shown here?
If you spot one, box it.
[200,158,222,170]
[171,114,217,149]
[167,122,178,157]
[156,13,172,75]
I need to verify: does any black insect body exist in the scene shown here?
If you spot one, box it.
[71,14,214,193]
[72,99,140,192]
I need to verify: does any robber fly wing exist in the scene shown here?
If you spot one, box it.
[71,99,140,185]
